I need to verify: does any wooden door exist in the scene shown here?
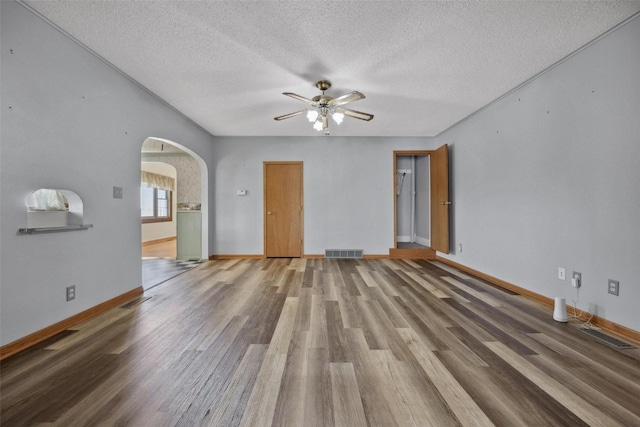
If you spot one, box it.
[264,162,303,257]
[430,144,450,253]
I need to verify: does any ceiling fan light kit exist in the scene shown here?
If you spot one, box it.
[275,80,374,135]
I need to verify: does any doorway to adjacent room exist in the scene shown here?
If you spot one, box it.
[392,145,449,258]
[140,137,209,289]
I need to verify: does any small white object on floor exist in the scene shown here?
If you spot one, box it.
[553,297,568,322]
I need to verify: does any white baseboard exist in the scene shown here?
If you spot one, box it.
[397,235,430,247]
[415,236,430,247]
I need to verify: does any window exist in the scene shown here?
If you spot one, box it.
[141,187,172,223]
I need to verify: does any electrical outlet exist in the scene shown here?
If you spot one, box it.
[572,271,581,288]
[558,267,566,280]
[66,285,76,301]
[608,279,619,296]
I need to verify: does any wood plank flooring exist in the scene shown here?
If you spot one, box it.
[2,258,640,426]
[142,238,176,259]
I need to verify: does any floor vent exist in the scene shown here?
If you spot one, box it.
[325,249,363,259]
[581,328,636,349]
[121,296,152,309]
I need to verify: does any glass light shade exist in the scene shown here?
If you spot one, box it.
[313,120,323,131]
[332,112,344,125]
[307,110,319,122]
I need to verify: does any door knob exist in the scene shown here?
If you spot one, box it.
[267,211,273,215]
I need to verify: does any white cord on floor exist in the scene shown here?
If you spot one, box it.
[571,287,600,331]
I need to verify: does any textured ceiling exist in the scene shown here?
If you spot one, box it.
[24,1,640,137]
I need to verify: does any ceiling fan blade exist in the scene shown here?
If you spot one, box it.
[337,107,374,121]
[329,91,365,106]
[274,110,307,121]
[283,92,315,104]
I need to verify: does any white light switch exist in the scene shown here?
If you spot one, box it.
[236,189,247,196]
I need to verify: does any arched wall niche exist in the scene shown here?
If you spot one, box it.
[24,188,85,229]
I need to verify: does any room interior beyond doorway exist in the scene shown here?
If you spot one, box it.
[395,153,430,246]
[392,150,435,259]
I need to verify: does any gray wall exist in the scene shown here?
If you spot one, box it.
[437,15,640,331]
[210,136,434,256]
[0,1,215,345]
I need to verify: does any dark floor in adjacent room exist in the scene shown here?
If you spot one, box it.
[142,258,206,289]
[141,238,204,289]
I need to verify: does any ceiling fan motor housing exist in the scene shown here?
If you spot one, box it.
[312,95,334,105]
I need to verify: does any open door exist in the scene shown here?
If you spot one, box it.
[430,144,450,253]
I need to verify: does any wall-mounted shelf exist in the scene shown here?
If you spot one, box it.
[18,224,93,234]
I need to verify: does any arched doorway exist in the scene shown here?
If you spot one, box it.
[140,137,209,289]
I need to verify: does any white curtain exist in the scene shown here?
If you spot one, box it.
[141,171,175,191]
[28,189,68,211]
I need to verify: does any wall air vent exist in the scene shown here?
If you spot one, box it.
[325,249,363,259]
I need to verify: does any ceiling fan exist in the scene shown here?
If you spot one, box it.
[274,80,374,135]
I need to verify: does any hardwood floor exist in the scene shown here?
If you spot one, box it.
[2,258,639,426]
[142,238,176,259]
